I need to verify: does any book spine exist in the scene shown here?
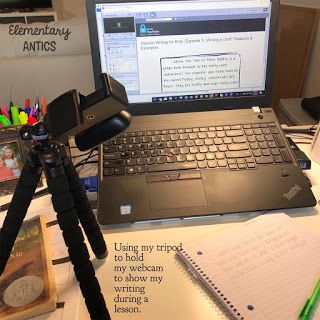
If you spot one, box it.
[177,249,244,320]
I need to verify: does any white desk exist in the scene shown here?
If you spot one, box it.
[83,143,320,320]
[1,144,320,320]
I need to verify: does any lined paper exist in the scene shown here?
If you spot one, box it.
[178,213,320,320]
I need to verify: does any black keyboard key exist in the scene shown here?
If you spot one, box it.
[141,150,151,157]
[186,140,195,147]
[104,153,121,160]
[195,139,204,146]
[255,156,274,164]
[118,145,127,152]
[252,149,262,157]
[103,168,113,176]
[189,133,197,139]
[280,149,292,162]
[137,165,146,173]
[104,145,117,153]
[147,157,156,165]
[126,159,136,166]
[187,154,195,161]
[132,137,141,144]
[273,155,283,163]
[273,135,286,148]
[121,152,131,159]
[127,167,137,174]
[104,160,125,167]
[177,140,186,147]
[150,150,161,157]
[148,162,197,172]
[238,163,247,169]
[196,154,205,161]
[229,163,238,170]
[198,161,207,168]
[225,151,251,158]
[114,167,126,175]
[147,143,156,150]
[228,144,249,151]
[198,132,208,139]
[171,134,179,141]
[208,160,217,168]
[157,156,166,164]
[218,160,228,167]
[167,155,177,163]
[232,136,246,143]
[167,141,176,148]
[262,149,271,156]
[226,130,243,137]
[156,142,166,149]
[177,154,187,162]
[137,158,146,165]
[138,143,147,150]
[131,151,141,158]
[170,148,180,155]
[142,136,151,143]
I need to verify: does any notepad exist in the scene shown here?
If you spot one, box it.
[177,213,320,320]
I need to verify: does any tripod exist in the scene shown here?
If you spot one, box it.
[0,123,110,320]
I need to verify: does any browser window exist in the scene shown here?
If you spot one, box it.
[95,0,272,104]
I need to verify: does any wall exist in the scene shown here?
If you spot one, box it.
[281,0,320,97]
[52,0,87,20]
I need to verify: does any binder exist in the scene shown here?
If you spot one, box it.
[177,213,320,320]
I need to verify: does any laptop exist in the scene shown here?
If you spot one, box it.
[86,0,317,225]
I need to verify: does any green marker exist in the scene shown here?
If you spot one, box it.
[11,106,21,125]
[299,279,320,320]
[0,114,11,126]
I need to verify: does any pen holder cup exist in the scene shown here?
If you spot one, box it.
[310,122,320,165]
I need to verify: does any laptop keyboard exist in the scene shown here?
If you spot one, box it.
[102,122,293,176]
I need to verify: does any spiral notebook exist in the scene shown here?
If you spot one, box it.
[177,213,320,320]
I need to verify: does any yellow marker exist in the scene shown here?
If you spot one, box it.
[19,111,29,125]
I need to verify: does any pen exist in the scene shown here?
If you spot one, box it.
[299,279,320,320]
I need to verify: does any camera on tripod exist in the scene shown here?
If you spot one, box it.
[20,73,131,151]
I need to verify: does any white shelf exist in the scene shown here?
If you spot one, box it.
[0,11,57,24]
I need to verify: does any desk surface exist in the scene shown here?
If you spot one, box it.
[1,143,320,320]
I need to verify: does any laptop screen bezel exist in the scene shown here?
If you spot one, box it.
[86,0,279,115]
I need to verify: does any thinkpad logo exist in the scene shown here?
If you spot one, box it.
[283,184,302,200]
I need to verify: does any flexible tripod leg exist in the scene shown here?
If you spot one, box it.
[0,151,42,275]
[41,145,110,320]
[58,145,107,259]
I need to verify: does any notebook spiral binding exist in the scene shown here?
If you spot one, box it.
[177,249,245,320]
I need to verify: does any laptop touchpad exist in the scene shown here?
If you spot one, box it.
[147,172,207,210]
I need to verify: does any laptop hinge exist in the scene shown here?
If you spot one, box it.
[251,106,262,113]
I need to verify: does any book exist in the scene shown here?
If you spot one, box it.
[177,213,320,320]
[0,216,57,320]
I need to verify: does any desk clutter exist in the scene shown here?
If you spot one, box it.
[177,213,320,320]
[0,97,47,126]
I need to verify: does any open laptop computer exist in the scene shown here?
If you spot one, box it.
[86,0,317,225]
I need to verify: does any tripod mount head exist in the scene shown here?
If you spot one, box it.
[20,73,131,151]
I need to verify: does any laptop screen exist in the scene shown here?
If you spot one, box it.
[88,0,277,113]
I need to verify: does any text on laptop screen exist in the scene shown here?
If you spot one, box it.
[95,0,272,104]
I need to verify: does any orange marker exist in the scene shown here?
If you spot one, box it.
[40,96,47,115]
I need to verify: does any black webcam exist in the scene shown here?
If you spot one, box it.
[41,73,131,151]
